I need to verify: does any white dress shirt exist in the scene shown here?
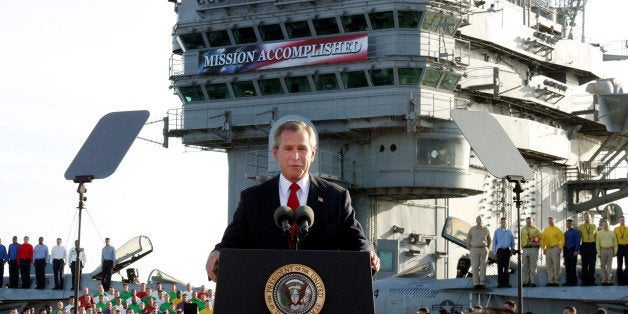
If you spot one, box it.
[278,174,310,207]
[51,245,67,262]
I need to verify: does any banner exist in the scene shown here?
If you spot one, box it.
[198,34,368,75]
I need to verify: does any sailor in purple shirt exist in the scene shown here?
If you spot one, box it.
[7,236,20,288]
[563,219,581,286]
[0,239,7,287]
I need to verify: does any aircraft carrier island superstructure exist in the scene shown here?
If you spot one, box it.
[165,0,627,282]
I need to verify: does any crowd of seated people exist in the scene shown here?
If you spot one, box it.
[7,282,215,314]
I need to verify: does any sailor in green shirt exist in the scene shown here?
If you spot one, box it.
[168,283,179,302]
[597,219,618,285]
[119,283,132,301]
[160,294,174,312]
[95,295,108,311]
[191,291,206,310]
[578,212,598,285]
[53,301,65,314]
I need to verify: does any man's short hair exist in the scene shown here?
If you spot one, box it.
[272,120,317,150]
[564,305,577,313]
[504,300,516,309]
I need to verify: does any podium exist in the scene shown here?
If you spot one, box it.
[214,249,375,314]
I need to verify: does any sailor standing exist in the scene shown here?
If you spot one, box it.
[541,217,564,286]
[614,215,628,285]
[466,215,491,289]
[597,219,618,286]
[520,217,541,287]
[578,212,598,286]
[33,237,49,289]
[101,237,116,291]
[68,240,86,290]
[563,219,580,286]
[493,217,515,288]
[50,238,67,289]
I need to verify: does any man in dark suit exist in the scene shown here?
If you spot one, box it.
[206,119,380,281]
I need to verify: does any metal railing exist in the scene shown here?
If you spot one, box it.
[420,32,471,65]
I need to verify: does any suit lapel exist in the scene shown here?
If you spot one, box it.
[307,175,324,210]
[266,176,281,209]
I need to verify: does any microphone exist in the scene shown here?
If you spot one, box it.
[295,205,315,235]
[274,206,294,234]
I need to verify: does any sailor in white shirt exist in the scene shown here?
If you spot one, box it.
[68,240,86,290]
[51,238,67,290]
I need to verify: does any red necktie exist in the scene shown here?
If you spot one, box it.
[288,183,300,211]
[287,183,300,249]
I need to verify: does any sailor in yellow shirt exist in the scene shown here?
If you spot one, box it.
[541,216,564,286]
[614,215,628,285]
[577,211,598,286]
[199,300,214,314]
[597,219,618,285]
[520,217,541,287]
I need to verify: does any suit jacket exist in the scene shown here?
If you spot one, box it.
[214,175,374,252]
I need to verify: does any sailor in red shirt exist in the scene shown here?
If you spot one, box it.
[79,287,95,308]
[17,236,33,289]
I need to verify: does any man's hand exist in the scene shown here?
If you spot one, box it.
[370,250,380,273]
[206,251,220,282]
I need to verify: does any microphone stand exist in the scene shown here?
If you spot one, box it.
[73,175,93,310]
[292,226,301,250]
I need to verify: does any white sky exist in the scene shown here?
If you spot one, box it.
[0,0,626,288]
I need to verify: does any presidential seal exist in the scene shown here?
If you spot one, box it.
[265,264,325,314]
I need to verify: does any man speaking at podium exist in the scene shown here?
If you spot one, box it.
[206,120,380,282]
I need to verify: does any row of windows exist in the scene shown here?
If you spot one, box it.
[177,68,461,102]
[178,10,424,50]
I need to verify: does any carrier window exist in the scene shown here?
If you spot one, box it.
[421,11,441,33]
[369,11,395,30]
[207,30,231,47]
[233,27,257,44]
[232,81,257,98]
[438,72,461,91]
[286,21,311,39]
[179,33,206,50]
[439,15,460,36]
[421,13,460,35]
[205,83,230,100]
[286,76,311,93]
[398,67,422,85]
[398,11,422,29]
[259,78,284,95]
[417,137,467,168]
[313,73,339,91]
[341,14,368,33]
[341,71,369,89]
[421,68,441,88]
[179,85,205,102]
[259,24,284,41]
[313,17,340,36]
[369,68,395,86]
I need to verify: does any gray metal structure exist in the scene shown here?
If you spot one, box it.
[164,3,628,310]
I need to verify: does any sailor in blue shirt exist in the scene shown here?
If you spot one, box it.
[563,219,581,286]
[0,238,7,288]
[493,217,515,288]
[33,237,50,289]
[7,236,20,288]
[101,237,116,291]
